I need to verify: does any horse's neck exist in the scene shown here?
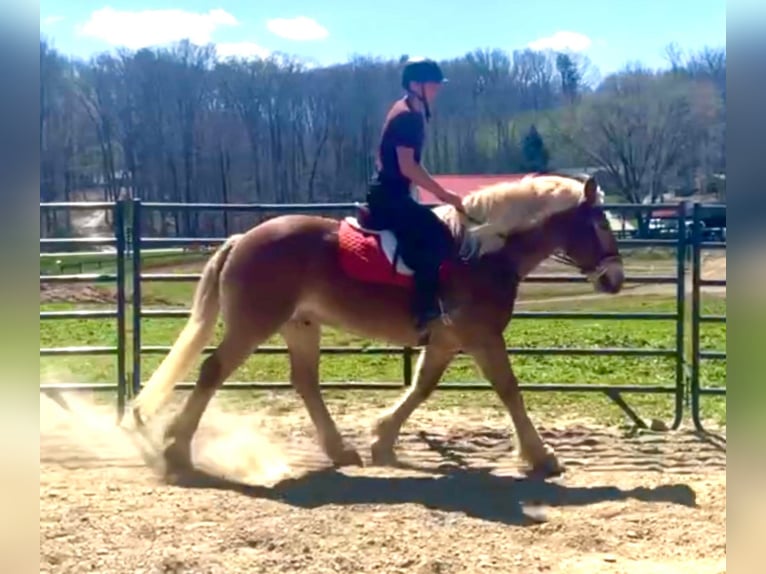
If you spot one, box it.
[437,203,560,270]
[502,227,559,279]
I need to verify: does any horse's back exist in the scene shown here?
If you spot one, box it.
[236,213,339,249]
[221,213,340,282]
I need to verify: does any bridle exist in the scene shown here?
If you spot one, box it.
[550,251,623,284]
[549,205,623,282]
[462,205,622,283]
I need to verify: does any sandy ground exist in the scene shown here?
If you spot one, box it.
[40,249,727,573]
[40,393,726,574]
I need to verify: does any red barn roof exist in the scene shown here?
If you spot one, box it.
[419,173,528,204]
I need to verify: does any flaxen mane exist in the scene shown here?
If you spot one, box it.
[434,173,602,256]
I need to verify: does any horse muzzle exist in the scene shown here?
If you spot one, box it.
[587,256,624,294]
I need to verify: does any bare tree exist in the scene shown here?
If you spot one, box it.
[38,39,726,239]
[555,69,721,201]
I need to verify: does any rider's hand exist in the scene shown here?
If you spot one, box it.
[443,190,465,213]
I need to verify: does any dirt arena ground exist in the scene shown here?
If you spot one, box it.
[40,250,727,573]
[40,392,726,574]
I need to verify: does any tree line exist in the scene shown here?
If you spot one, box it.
[39,39,725,236]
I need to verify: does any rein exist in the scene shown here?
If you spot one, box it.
[461,211,508,240]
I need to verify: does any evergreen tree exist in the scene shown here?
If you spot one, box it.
[556,53,581,103]
[521,124,550,172]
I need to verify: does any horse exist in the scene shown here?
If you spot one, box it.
[123,173,624,478]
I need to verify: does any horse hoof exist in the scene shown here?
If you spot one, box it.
[162,441,193,478]
[528,453,565,478]
[370,443,397,466]
[536,459,565,478]
[521,444,565,478]
[331,447,364,468]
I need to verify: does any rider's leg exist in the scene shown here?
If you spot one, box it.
[393,199,449,334]
[411,263,442,333]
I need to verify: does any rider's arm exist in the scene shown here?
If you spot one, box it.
[396,147,456,204]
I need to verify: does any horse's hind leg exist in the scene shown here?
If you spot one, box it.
[281,318,362,467]
[162,321,279,475]
[370,344,455,465]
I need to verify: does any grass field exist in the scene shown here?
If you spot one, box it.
[40,246,727,428]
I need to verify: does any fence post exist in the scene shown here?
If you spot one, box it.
[690,201,702,429]
[115,200,127,420]
[131,199,143,396]
[671,201,687,429]
[403,346,413,386]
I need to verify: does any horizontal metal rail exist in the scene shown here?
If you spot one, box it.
[699,315,726,323]
[137,236,682,249]
[697,387,726,396]
[140,308,677,321]
[40,273,119,283]
[40,251,118,259]
[42,380,680,397]
[136,271,680,285]
[127,381,678,393]
[40,310,118,320]
[41,237,117,246]
[40,346,121,356]
[40,202,117,210]
[134,201,691,212]
[41,383,119,391]
[137,344,677,357]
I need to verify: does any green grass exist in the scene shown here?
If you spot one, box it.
[40,281,727,428]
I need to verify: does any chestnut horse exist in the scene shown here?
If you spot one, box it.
[124,173,624,478]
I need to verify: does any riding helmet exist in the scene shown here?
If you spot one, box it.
[401,57,447,89]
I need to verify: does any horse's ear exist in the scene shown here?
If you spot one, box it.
[584,177,598,204]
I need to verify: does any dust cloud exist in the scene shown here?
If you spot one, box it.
[40,391,314,486]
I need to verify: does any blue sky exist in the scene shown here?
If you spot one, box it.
[40,0,726,77]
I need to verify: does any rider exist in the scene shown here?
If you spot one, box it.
[367,57,466,337]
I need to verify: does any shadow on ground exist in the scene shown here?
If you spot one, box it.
[167,462,698,527]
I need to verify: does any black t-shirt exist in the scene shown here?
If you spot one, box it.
[374,98,425,196]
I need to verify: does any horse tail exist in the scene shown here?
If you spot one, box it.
[128,233,243,426]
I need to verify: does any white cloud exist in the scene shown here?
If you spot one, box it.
[42,15,64,26]
[527,31,592,52]
[266,16,328,41]
[77,7,239,50]
[216,41,270,60]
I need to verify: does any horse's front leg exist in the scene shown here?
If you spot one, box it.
[468,336,563,477]
[371,344,455,465]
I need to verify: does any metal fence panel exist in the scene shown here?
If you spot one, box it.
[690,202,727,431]
[39,199,726,429]
[39,201,128,420]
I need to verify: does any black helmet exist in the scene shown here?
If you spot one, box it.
[401,57,446,90]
